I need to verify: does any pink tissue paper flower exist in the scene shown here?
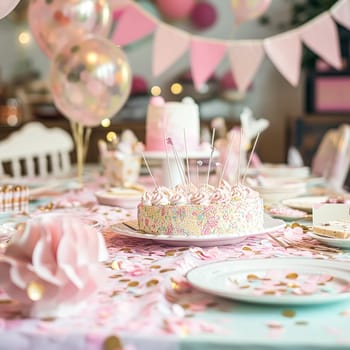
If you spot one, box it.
[0,213,108,318]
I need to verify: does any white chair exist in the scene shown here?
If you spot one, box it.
[312,124,350,191]
[0,122,74,178]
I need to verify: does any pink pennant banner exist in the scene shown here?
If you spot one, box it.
[153,24,191,77]
[264,30,302,87]
[301,13,342,70]
[112,4,158,46]
[190,39,227,90]
[331,0,350,31]
[228,41,265,92]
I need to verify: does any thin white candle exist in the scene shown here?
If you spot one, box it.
[183,129,191,184]
[163,132,173,188]
[236,128,243,185]
[197,160,203,185]
[166,137,187,185]
[218,133,235,186]
[141,151,158,189]
[242,133,260,183]
[206,128,216,185]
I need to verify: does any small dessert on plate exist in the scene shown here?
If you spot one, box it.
[313,220,350,239]
[95,187,144,209]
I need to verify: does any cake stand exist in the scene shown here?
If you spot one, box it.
[144,150,219,187]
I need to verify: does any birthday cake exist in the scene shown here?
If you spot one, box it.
[137,182,264,236]
[145,96,200,152]
[0,185,29,213]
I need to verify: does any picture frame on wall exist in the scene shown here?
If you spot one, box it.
[306,71,350,114]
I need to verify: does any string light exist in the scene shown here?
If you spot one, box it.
[106,131,117,142]
[170,83,183,95]
[101,118,111,127]
[18,31,31,45]
[150,85,161,96]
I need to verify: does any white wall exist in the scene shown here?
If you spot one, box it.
[0,0,304,162]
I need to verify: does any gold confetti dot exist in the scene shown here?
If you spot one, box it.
[147,279,159,287]
[120,248,132,253]
[247,274,259,281]
[103,335,122,350]
[160,268,176,273]
[128,281,139,287]
[166,250,176,256]
[282,309,296,318]
[150,265,161,269]
[242,246,252,251]
[119,278,131,283]
[41,317,56,322]
[286,272,298,279]
[287,283,299,288]
[0,299,13,304]
[27,281,45,301]
[263,290,276,295]
[239,285,250,289]
[109,274,123,279]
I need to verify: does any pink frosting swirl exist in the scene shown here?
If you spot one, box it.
[189,191,210,205]
[141,191,153,206]
[231,184,258,200]
[151,190,170,205]
[169,192,188,205]
[210,188,231,204]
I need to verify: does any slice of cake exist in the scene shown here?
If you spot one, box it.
[137,182,264,236]
[313,220,350,239]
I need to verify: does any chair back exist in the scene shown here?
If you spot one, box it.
[0,122,74,178]
[312,124,350,191]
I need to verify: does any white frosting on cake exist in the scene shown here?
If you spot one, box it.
[145,96,200,152]
[138,182,264,236]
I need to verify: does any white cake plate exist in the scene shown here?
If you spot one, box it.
[144,150,219,187]
[111,215,285,247]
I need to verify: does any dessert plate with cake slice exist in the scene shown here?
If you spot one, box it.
[111,215,285,247]
[309,220,350,249]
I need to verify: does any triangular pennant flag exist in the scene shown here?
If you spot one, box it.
[153,24,191,77]
[331,0,350,31]
[301,13,342,70]
[264,30,302,87]
[112,4,158,46]
[190,39,227,90]
[228,41,265,92]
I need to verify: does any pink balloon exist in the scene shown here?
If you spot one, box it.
[190,1,217,30]
[28,0,112,58]
[50,36,132,127]
[0,0,21,20]
[156,0,195,20]
[231,0,272,25]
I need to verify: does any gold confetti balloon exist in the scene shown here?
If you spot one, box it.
[28,0,112,58]
[50,36,132,127]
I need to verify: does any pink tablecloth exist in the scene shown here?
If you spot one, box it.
[0,178,350,350]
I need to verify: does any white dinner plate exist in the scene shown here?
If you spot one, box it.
[308,232,350,249]
[282,196,328,213]
[186,258,350,305]
[111,215,285,247]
